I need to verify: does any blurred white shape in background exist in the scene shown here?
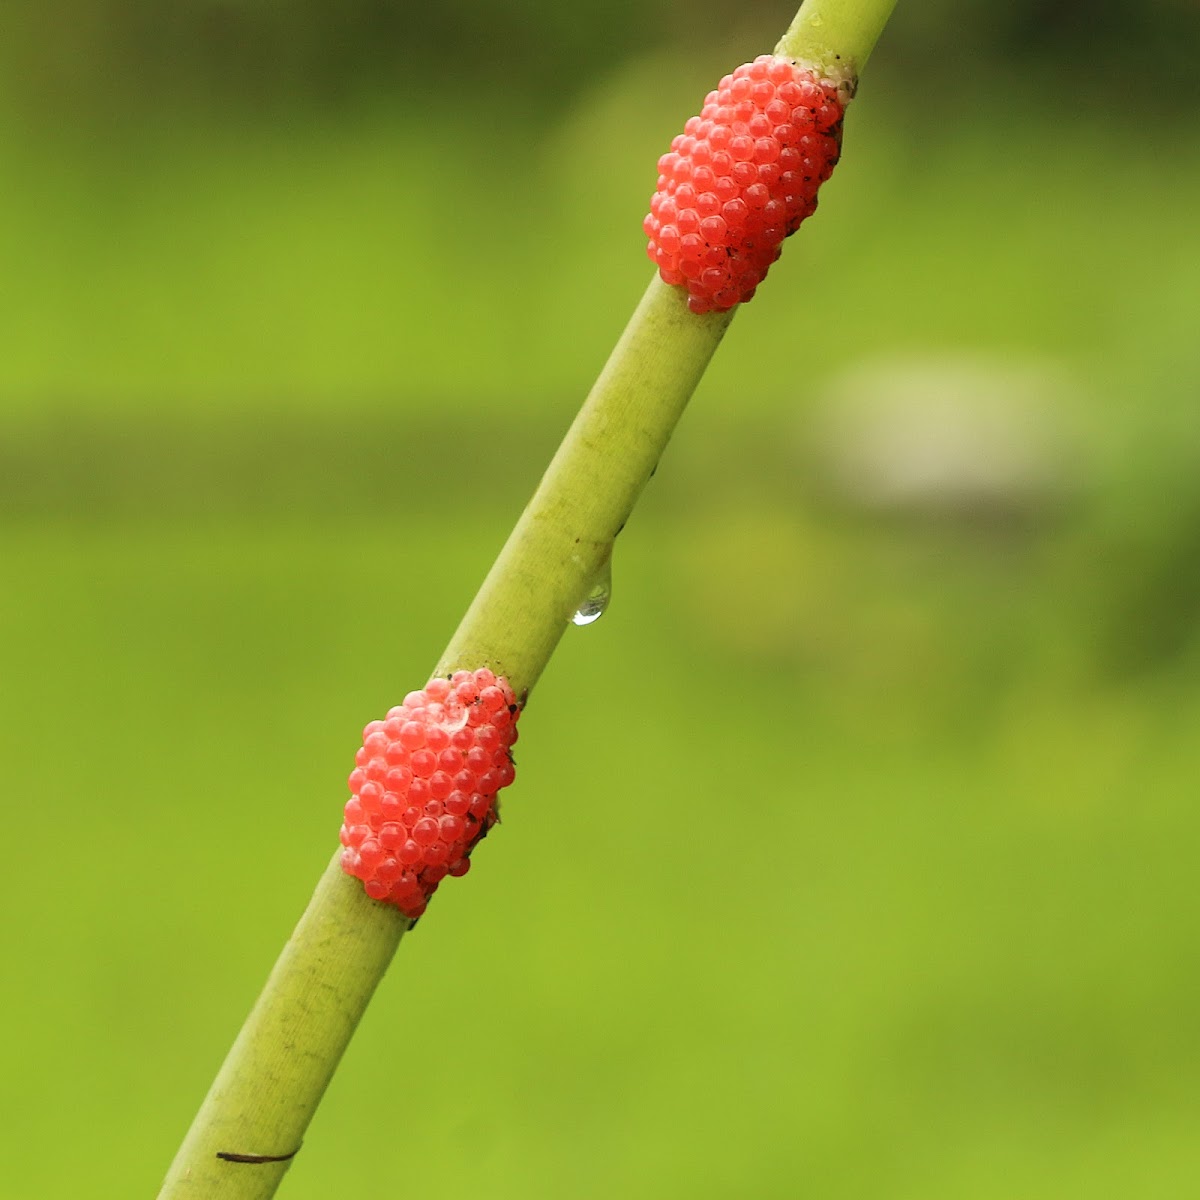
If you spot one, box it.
[809,354,1082,520]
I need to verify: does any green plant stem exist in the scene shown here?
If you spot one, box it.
[776,0,898,76]
[157,854,403,1198]
[435,281,731,692]
[157,1,897,1195]
[157,281,731,1200]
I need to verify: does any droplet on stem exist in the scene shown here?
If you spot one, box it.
[572,551,612,627]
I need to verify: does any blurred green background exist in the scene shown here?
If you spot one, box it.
[3,2,1200,1196]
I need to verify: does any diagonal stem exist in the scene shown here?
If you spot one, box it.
[156,1,898,1195]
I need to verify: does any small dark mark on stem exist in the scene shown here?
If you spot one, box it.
[216,1148,300,1165]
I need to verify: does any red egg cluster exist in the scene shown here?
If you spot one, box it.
[643,54,846,313]
[340,668,519,919]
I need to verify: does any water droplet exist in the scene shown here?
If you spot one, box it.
[571,589,607,626]
[572,553,612,627]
